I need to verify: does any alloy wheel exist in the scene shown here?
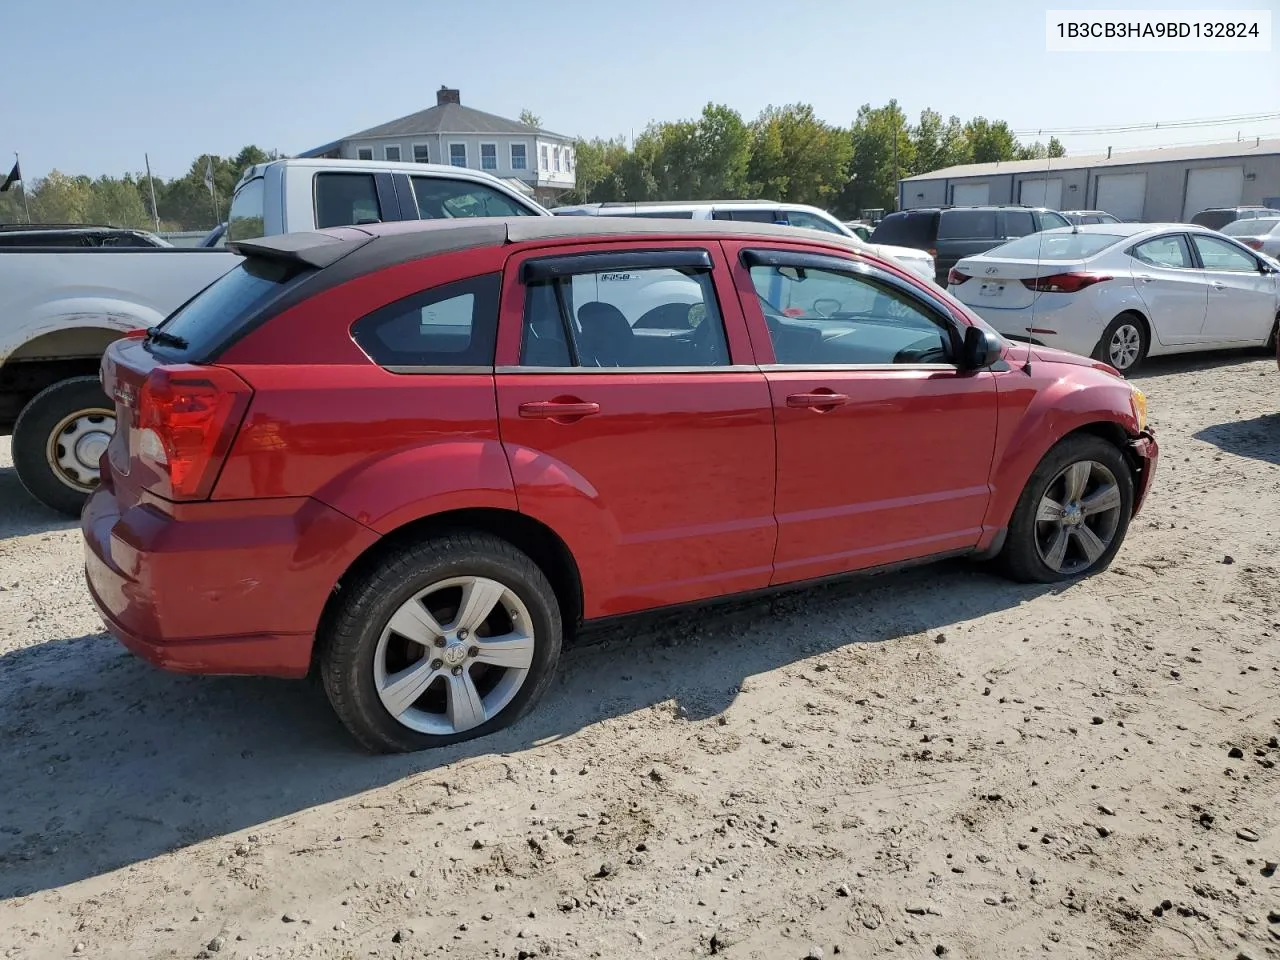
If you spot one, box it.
[373,576,535,735]
[1034,460,1123,575]
[1107,323,1142,371]
[46,408,115,492]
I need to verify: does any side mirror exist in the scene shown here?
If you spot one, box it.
[962,325,1004,369]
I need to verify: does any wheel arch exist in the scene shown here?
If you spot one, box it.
[316,506,584,673]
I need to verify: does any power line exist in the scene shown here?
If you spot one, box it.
[1061,131,1280,156]
[1012,111,1280,137]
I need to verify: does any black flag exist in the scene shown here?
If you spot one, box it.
[0,160,19,192]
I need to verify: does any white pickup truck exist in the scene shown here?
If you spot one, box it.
[1,158,549,514]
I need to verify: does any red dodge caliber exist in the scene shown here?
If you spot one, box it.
[83,218,1158,752]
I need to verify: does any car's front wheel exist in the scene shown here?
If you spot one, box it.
[999,435,1135,584]
[320,532,562,753]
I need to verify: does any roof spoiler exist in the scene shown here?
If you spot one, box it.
[228,230,371,269]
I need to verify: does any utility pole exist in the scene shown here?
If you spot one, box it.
[892,126,899,212]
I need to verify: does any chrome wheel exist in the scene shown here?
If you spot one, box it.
[1107,323,1142,371]
[1034,460,1123,575]
[46,408,115,492]
[373,576,535,735]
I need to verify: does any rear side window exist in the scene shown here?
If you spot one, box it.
[1003,211,1036,237]
[1132,235,1193,269]
[351,274,501,369]
[411,177,536,219]
[870,212,935,247]
[152,260,312,360]
[315,172,382,228]
[1037,210,1071,229]
[937,210,997,240]
[713,209,778,223]
[783,210,846,234]
[227,177,266,242]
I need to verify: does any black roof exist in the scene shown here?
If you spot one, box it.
[0,222,123,233]
[886,204,1054,214]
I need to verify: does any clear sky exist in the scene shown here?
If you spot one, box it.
[5,0,1278,181]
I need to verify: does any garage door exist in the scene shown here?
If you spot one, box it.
[1182,166,1245,221]
[1018,178,1063,209]
[952,183,990,205]
[1095,172,1147,221]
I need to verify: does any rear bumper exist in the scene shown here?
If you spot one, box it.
[82,488,379,678]
[1129,429,1159,516]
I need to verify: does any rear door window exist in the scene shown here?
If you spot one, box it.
[351,274,502,368]
[411,177,537,219]
[314,172,382,228]
[713,209,779,223]
[1002,211,1036,238]
[937,210,997,239]
[1131,235,1194,269]
[783,210,845,234]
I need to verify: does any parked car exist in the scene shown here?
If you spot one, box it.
[1220,216,1280,257]
[1060,210,1121,226]
[870,205,1071,284]
[1,159,550,515]
[844,221,874,241]
[0,224,172,247]
[84,216,1157,752]
[1189,206,1280,231]
[947,223,1280,373]
[550,200,937,286]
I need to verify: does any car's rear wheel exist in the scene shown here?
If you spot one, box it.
[320,531,562,753]
[1093,313,1148,374]
[999,435,1135,584]
[12,376,115,516]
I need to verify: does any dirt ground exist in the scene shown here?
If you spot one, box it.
[1,351,1278,960]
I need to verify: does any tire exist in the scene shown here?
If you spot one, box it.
[1092,312,1148,374]
[999,434,1135,584]
[12,376,115,517]
[1264,314,1278,354]
[319,531,563,753]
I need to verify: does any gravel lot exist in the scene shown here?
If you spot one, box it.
[1,352,1278,960]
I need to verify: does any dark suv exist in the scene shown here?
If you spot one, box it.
[870,206,1070,283]
[1188,206,1280,231]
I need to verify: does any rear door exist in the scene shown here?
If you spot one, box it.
[494,241,776,618]
[1128,233,1207,345]
[728,242,998,584]
[1189,233,1278,344]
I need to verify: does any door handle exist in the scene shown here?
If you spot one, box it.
[1211,281,1227,290]
[1136,274,1154,283]
[518,400,601,419]
[786,391,850,409]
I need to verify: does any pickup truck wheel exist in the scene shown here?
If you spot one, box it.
[999,435,1135,584]
[320,532,562,753]
[12,376,115,516]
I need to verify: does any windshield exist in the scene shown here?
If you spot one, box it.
[986,232,1125,260]
[1223,217,1280,236]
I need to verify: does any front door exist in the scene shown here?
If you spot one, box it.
[1128,233,1207,345]
[1189,233,1278,344]
[495,242,777,618]
[728,243,1000,584]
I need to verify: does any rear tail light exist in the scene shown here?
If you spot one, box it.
[947,268,970,286]
[1243,238,1264,250]
[136,366,252,500]
[1021,272,1113,294]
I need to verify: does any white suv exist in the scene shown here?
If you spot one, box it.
[551,200,938,286]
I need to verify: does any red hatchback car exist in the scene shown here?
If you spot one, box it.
[83,217,1157,752]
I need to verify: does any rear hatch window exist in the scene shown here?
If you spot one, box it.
[870,212,935,247]
[937,210,998,240]
[146,259,312,363]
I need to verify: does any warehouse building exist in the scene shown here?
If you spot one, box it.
[897,138,1280,222]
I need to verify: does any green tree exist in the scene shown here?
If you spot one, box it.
[1048,137,1067,158]
[747,104,851,207]
[519,109,542,128]
[30,171,93,223]
[85,175,151,228]
[846,100,916,214]
[562,136,629,203]
[965,118,1020,163]
[685,103,752,198]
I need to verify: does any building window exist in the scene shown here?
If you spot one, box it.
[539,145,549,171]
[480,143,498,171]
[510,143,527,170]
[356,146,373,161]
[566,149,574,172]
[554,148,562,172]
[384,145,401,162]
[449,143,467,168]
[413,143,430,163]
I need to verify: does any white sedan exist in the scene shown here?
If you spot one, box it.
[948,223,1280,373]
